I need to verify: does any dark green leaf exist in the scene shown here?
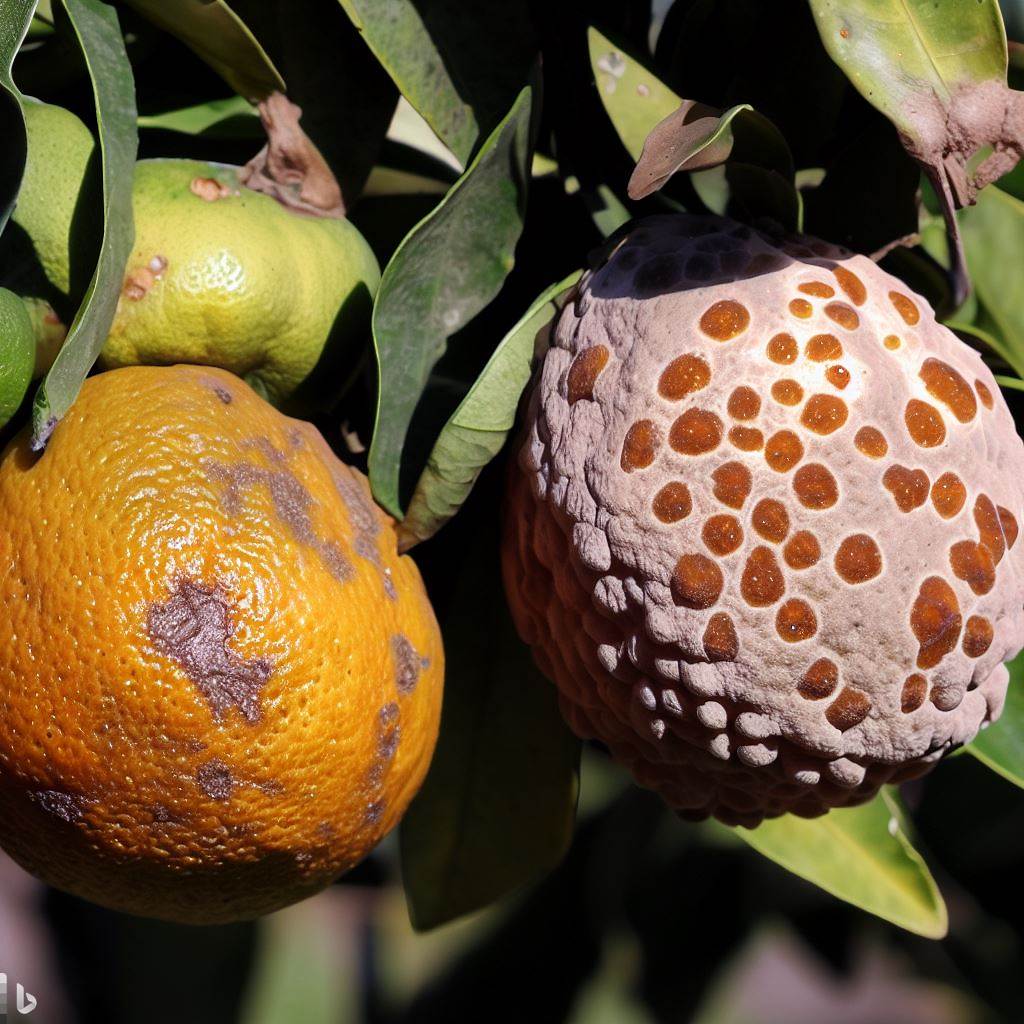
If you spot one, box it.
[338,0,537,166]
[809,0,1021,302]
[30,0,136,449]
[398,270,581,550]
[0,0,35,236]
[968,651,1024,788]
[400,498,580,931]
[737,790,948,937]
[368,84,534,517]
[136,95,260,137]
[122,0,283,101]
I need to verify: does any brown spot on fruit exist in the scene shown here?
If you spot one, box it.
[835,534,882,583]
[798,658,839,699]
[883,465,929,512]
[727,385,761,420]
[776,599,817,642]
[975,494,1006,564]
[854,426,888,458]
[801,394,849,435]
[905,399,947,448]
[729,426,764,451]
[147,579,272,724]
[931,473,966,519]
[793,463,839,509]
[949,540,996,595]
[771,379,804,406]
[901,675,928,712]
[392,635,426,694]
[784,531,821,569]
[998,506,1019,549]
[211,383,232,404]
[825,688,872,730]
[832,266,867,305]
[919,358,977,423]
[764,430,804,472]
[568,346,610,403]
[621,420,659,471]
[703,612,739,661]
[910,576,962,669]
[752,498,790,543]
[672,553,724,609]
[658,352,710,400]
[798,281,835,298]
[652,482,692,522]
[884,335,901,351]
[825,365,850,389]
[670,409,724,455]
[196,759,235,801]
[767,333,798,364]
[712,461,753,508]
[30,790,86,824]
[805,334,843,361]
[703,514,744,556]
[700,300,750,340]
[190,176,233,201]
[824,302,859,330]
[789,298,813,318]
[741,546,785,606]
[975,380,994,409]
[890,291,920,325]
[963,616,994,658]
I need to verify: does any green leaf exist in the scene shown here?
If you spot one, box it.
[737,790,948,938]
[30,0,136,449]
[587,26,682,160]
[122,0,283,101]
[0,0,35,236]
[808,0,1021,302]
[968,652,1024,788]
[398,270,581,551]
[948,320,1024,381]
[368,84,534,517]
[400,499,580,930]
[136,95,260,137]
[338,0,537,167]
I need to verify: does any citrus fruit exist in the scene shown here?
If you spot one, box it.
[0,287,35,428]
[0,364,443,922]
[502,214,1024,826]
[100,159,380,404]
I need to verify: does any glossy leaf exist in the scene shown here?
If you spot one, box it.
[368,85,534,517]
[958,186,1024,377]
[123,0,283,100]
[809,0,1021,302]
[31,0,136,449]
[737,790,948,938]
[398,270,581,550]
[968,652,1024,788]
[400,499,580,931]
[0,0,34,236]
[587,26,681,160]
[338,0,537,166]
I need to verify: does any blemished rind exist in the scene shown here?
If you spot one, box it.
[502,214,1024,826]
[0,366,442,922]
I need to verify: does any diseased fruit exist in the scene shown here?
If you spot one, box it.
[0,288,35,427]
[0,365,442,922]
[100,159,380,404]
[502,214,1024,827]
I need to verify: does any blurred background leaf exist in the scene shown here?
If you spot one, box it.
[31,0,136,448]
[0,0,33,235]
[968,651,1024,789]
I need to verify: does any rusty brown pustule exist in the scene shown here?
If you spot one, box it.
[240,92,346,218]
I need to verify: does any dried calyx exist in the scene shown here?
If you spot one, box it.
[502,214,1024,826]
[240,92,345,218]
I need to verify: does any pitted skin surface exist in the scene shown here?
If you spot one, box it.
[0,365,443,922]
[502,214,1024,826]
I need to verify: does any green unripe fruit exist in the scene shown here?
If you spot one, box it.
[0,289,35,428]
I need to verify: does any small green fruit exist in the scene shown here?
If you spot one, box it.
[0,289,35,428]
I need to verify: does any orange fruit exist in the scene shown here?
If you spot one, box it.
[0,365,443,922]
